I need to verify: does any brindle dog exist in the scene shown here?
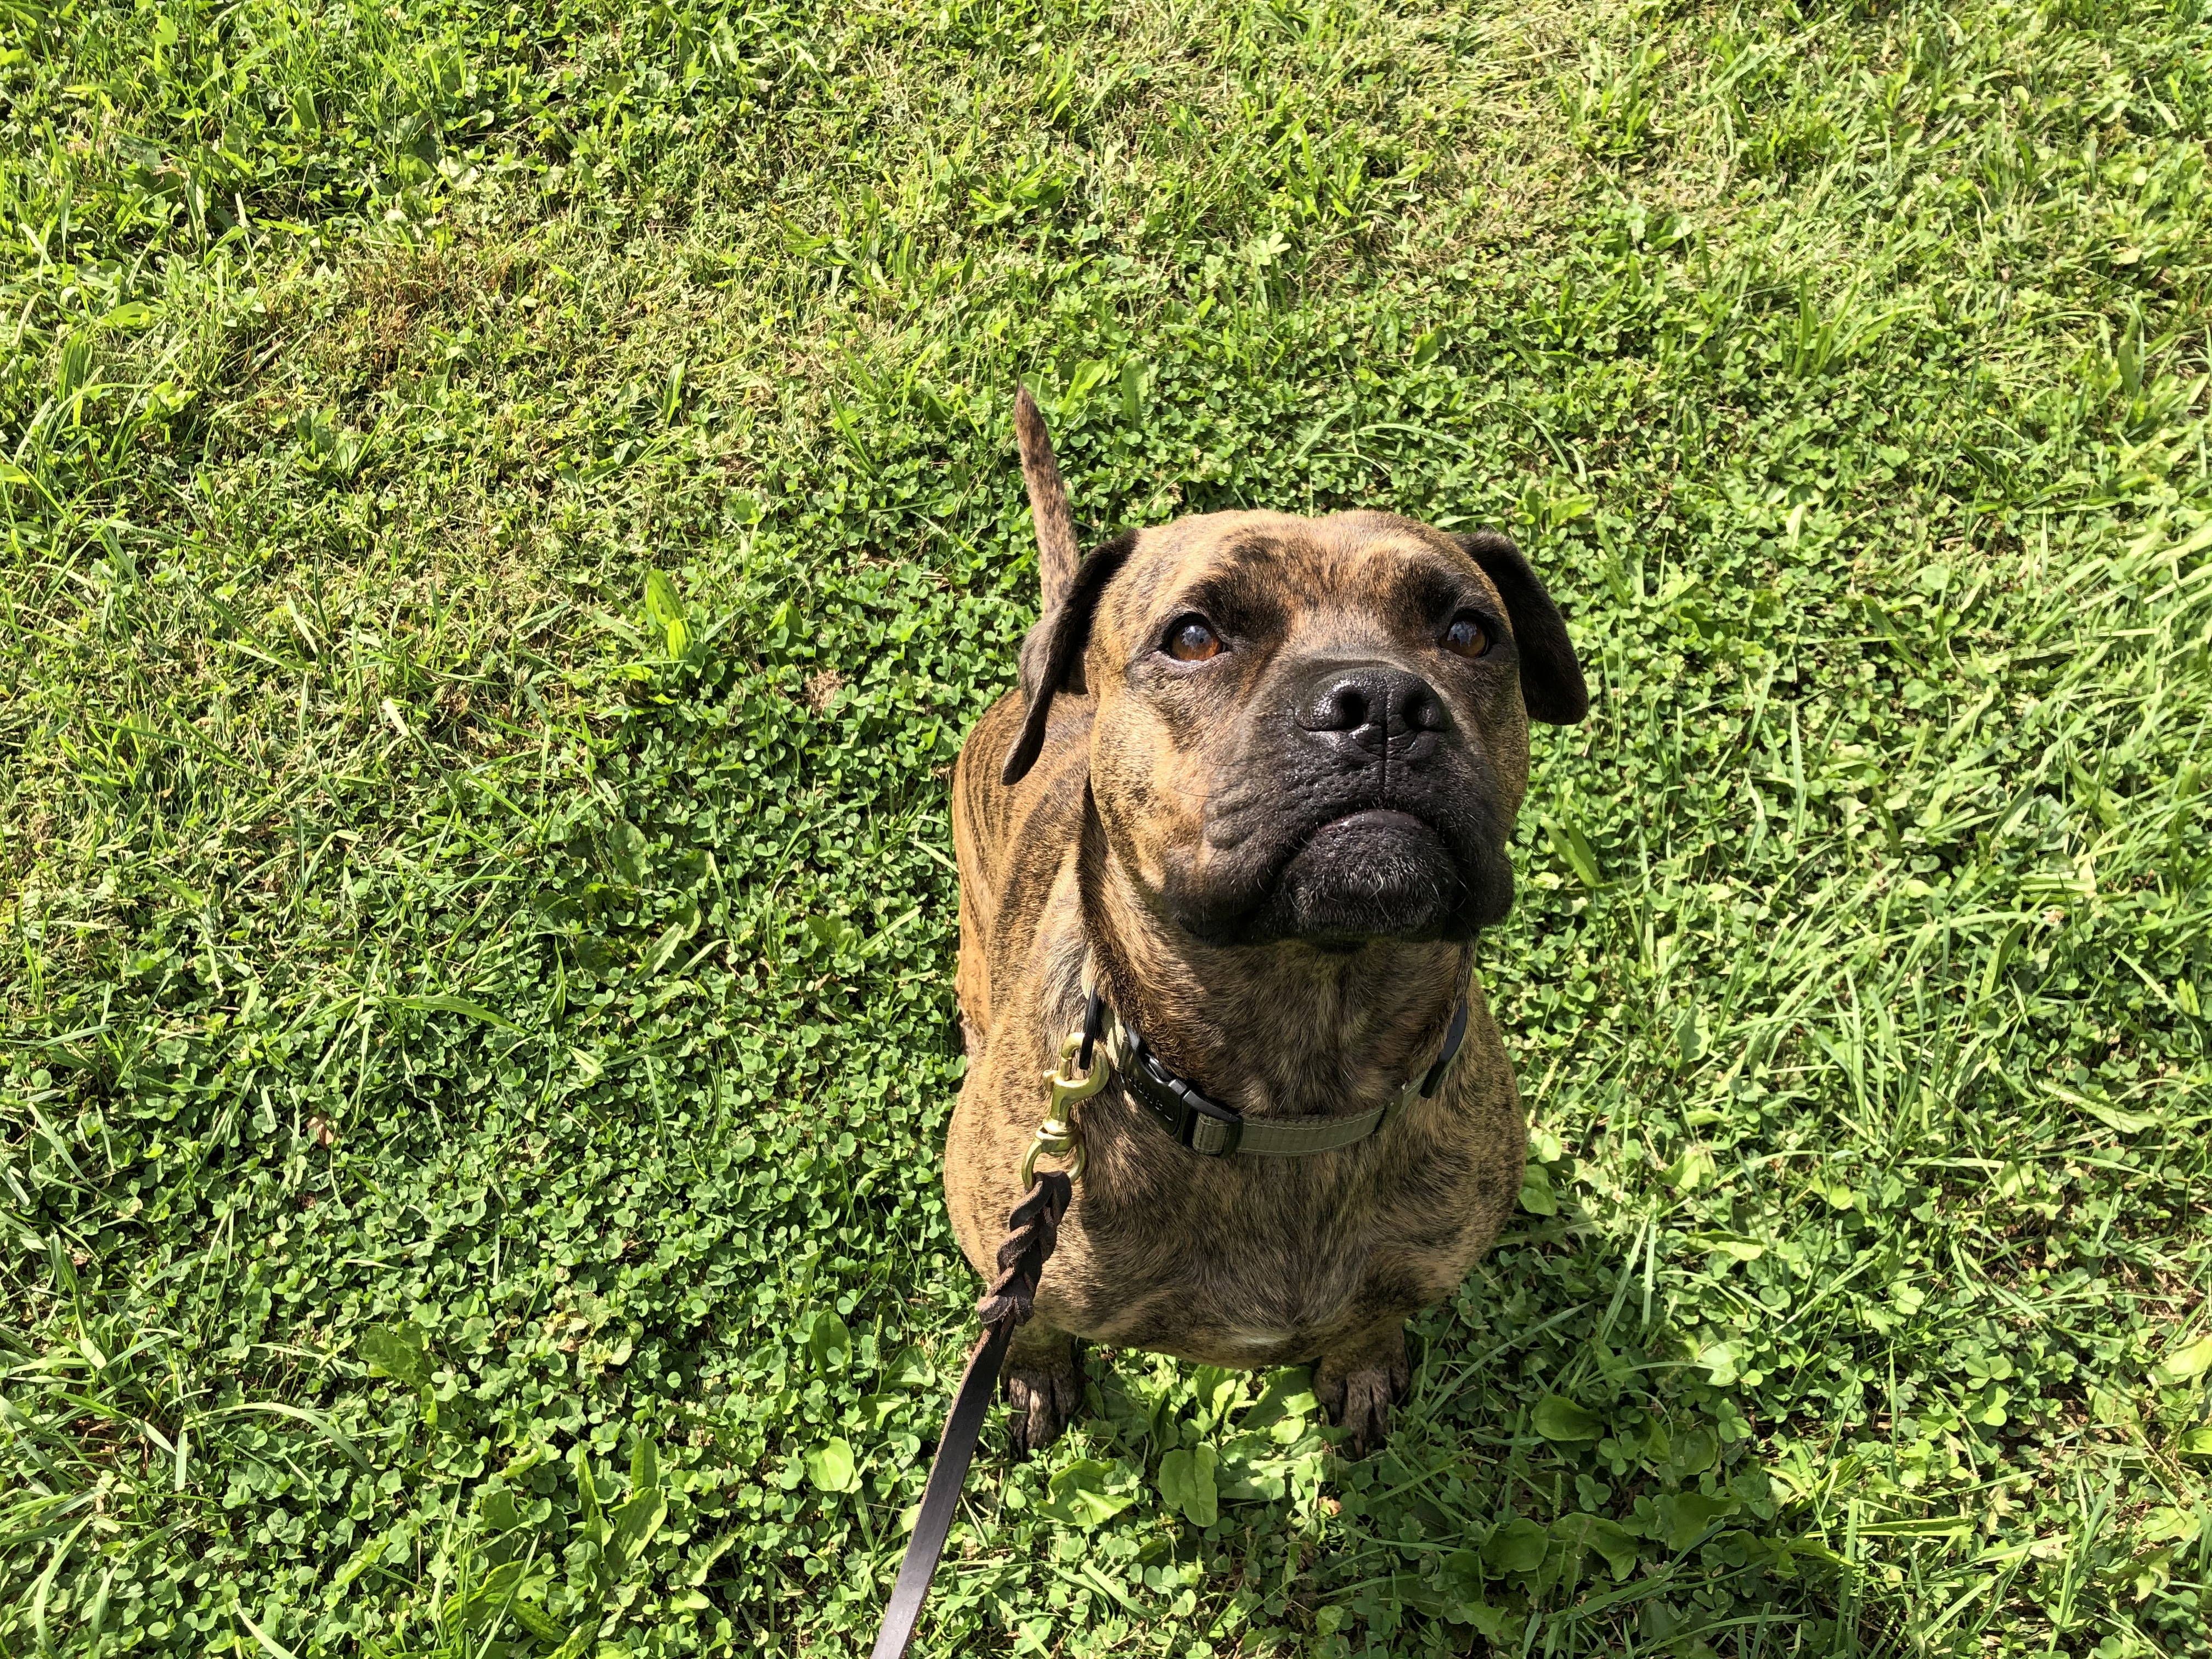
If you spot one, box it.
[946,390,1587,1456]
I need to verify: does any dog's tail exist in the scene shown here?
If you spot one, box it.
[1015,385,1079,611]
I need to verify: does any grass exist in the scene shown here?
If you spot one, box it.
[2,0,2210,1651]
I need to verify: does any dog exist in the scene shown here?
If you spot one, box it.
[944,390,1587,1456]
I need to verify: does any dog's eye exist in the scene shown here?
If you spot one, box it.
[1164,616,1222,662]
[1441,613,1491,658]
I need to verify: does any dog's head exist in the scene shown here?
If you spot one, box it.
[1003,510,1587,949]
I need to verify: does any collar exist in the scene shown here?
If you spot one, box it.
[1079,990,1470,1159]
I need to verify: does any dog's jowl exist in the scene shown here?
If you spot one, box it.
[946,390,1588,1457]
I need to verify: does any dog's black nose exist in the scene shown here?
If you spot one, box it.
[1294,663,1449,749]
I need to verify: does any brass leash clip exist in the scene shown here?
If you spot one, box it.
[1022,1022,1108,1188]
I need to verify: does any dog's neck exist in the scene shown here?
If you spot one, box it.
[1076,805,1473,1121]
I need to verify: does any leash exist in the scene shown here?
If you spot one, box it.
[871,985,1462,1651]
[870,1171,1071,1659]
[870,998,1104,1659]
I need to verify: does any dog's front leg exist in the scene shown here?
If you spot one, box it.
[1002,1322,1082,1457]
[1313,1321,1410,1458]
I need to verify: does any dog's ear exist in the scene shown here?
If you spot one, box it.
[1455,531,1589,724]
[1016,386,1080,611]
[1003,531,1139,785]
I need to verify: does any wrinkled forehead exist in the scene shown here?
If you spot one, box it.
[1101,510,1488,633]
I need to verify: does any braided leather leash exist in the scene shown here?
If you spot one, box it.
[869,1170,1073,1659]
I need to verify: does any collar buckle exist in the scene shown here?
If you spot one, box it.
[1104,992,1467,1160]
[1124,1030,1244,1157]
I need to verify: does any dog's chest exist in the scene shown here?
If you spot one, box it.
[1068,1166,1423,1360]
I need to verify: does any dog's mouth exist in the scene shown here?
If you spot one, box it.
[1168,761,1517,947]
[1229,803,1468,947]
[1285,807,1449,876]
[1302,806,1437,844]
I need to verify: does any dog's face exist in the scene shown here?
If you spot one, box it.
[1004,511,1587,949]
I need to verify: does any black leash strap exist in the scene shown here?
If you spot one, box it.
[871,1170,1073,1659]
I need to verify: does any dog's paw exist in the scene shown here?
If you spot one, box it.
[1003,1338,1081,1457]
[1314,1338,1410,1459]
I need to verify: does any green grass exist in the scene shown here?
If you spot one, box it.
[2,0,2210,1651]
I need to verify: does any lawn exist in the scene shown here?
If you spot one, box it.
[3,0,2210,1652]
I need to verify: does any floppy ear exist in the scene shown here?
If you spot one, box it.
[1455,531,1589,724]
[1003,530,1139,785]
